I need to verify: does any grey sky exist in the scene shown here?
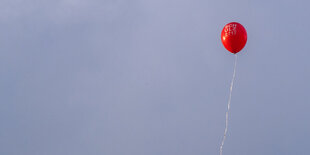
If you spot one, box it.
[0,0,309,155]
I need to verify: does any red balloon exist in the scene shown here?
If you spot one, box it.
[221,22,247,54]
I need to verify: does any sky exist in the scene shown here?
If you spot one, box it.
[0,0,310,155]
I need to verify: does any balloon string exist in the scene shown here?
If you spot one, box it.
[220,54,237,155]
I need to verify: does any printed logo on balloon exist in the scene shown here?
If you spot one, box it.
[224,24,237,36]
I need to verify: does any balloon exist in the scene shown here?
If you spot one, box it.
[221,22,247,54]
